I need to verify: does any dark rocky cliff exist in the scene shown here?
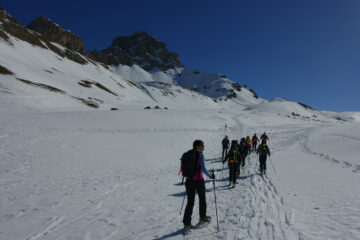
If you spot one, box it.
[27,16,84,53]
[87,31,184,71]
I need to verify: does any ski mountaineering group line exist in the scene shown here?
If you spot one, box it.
[179,132,271,235]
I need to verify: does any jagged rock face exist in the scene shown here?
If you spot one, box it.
[0,8,87,65]
[27,16,84,53]
[0,7,47,48]
[87,31,183,71]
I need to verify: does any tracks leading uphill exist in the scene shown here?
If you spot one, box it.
[208,153,299,240]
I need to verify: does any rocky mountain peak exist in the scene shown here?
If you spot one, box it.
[87,31,184,71]
[0,6,19,29]
[27,16,84,53]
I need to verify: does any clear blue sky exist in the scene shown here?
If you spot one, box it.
[2,0,359,112]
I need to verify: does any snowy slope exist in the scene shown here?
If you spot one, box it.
[0,5,326,118]
[112,65,261,105]
[322,111,360,122]
[111,65,181,84]
[244,98,320,118]
[0,33,225,112]
[1,31,321,118]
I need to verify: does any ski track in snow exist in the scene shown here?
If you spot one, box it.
[299,130,360,174]
[153,158,292,240]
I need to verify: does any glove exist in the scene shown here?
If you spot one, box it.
[210,173,215,179]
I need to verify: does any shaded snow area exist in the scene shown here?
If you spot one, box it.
[0,108,359,240]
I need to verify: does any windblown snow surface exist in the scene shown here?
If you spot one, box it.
[0,104,359,240]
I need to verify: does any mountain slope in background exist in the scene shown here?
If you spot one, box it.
[0,6,358,123]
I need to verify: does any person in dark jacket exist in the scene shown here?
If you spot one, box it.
[238,138,248,173]
[183,140,215,232]
[252,134,259,151]
[223,143,240,188]
[260,132,269,143]
[257,139,271,175]
[221,136,230,159]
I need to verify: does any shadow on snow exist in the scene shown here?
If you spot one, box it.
[152,228,183,240]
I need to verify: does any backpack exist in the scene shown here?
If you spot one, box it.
[180,149,199,178]
[239,142,247,153]
[259,145,268,156]
[229,149,237,163]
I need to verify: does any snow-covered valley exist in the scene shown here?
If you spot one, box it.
[0,108,359,240]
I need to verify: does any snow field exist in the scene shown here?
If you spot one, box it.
[270,124,360,240]
[1,108,360,240]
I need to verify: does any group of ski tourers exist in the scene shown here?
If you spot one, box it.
[221,133,270,187]
[179,133,270,234]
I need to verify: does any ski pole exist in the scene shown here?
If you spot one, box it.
[210,169,220,232]
[180,191,186,215]
[269,157,277,175]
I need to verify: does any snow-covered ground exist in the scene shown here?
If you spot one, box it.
[0,106,359,240]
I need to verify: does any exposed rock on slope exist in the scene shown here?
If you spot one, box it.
[27,16,84,53]
[87,31,183,71]
[0,7,87,65]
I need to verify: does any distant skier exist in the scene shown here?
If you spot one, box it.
[260,132,269,143]
[221,136,230,159]
[223,143,240,188]
[257,139,271,175]
[252,134,259,151]
[182,140,215,233]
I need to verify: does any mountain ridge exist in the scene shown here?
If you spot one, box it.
[0,7,261,103]
[1,6,347,123]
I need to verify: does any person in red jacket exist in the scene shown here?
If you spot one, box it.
[246,136,252,152]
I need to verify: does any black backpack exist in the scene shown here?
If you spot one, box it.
[180,149,199,178]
